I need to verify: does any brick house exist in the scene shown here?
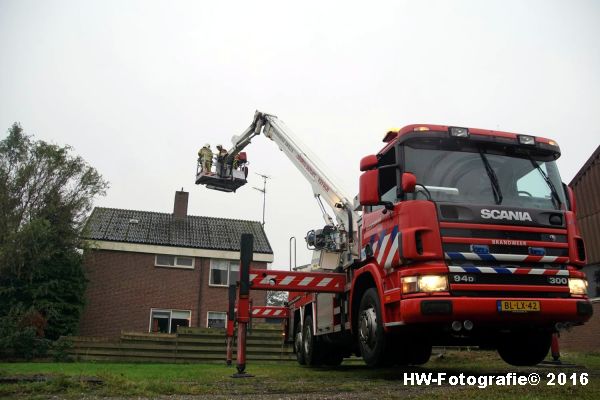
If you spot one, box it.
[79,190,273,337]
[559,145,600,351]
[569,144,600,299]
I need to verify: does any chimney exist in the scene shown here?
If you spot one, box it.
[173,189,189,220]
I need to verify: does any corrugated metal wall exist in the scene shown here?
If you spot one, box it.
[571,146,600,266]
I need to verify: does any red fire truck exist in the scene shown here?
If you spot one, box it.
[196,111,592,367]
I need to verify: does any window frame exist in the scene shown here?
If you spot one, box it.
[209,259,240,287]
[148,308,192,333]
[401,143,566,210]
[154,254,195,270]
[206,311,227,329]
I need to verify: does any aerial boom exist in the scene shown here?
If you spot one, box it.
[237,113,356,225]
[199,110,360,267]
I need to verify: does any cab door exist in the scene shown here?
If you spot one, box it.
[361,146,401,269]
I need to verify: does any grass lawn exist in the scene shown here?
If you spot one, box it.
[0,350,599,399]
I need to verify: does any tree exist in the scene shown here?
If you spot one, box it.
[266,291,288,306]
[0,123,108,352]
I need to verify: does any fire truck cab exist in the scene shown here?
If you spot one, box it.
[338,124,592,367]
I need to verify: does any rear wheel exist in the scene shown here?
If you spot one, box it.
[357,288,389,367]
[303,316,323,366]
[497,331,551,366]
[294,320,306,365]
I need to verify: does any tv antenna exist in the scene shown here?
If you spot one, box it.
[253,173,271,227]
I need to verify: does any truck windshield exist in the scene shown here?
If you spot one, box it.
[404,144,566,210]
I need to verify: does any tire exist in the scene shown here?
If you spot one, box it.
[294,319,306,365]
[407,340,432,365]
[497,331,551,366]
[385,333,431,366]
[357,288,389,367]
[303,316,323,366]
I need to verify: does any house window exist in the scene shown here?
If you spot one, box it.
[149,309,191,333]
[207,311,227,328]
[155,255,195,269]
[209,259,239,286]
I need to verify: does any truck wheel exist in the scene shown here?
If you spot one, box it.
[386,333,430,366]
[358,288,389,367]
[303,316,323,366]
[408,341,432,365]
[294,320,306,365]
[497,331,551,366]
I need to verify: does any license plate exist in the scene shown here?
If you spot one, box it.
[497,300,540,313]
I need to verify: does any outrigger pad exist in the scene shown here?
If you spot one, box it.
[195,172,247,193]
[231,372,254,378]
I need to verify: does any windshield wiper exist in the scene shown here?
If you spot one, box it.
[479,149,503,205]
[528,157,562,210]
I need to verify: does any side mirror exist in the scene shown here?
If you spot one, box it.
[360,155,378,171]
[401,172,417,193]
[359,170,380,205]
[566,184,577,213]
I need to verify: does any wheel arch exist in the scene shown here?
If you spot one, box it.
[293,309,302,335]
[297,302,314,336]
[350,264,385,334]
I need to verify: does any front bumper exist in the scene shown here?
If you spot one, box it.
[397,296,593,325]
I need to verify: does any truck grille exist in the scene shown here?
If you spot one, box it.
[440,228,567,242]
[443,243,568,257]
[440,222,569,265]
[447,264,570,298]
[449,272,565,286]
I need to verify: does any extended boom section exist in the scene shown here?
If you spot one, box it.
[196,110,360,268]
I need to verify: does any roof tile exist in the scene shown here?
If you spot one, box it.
[83,207,273,254]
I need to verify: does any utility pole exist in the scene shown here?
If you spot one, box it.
[252,173,270,227]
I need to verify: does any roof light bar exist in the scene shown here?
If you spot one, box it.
[449,126,469,138]
[518,135,535,145]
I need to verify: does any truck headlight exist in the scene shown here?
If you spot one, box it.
[569,278,588,295]
[419,275,448,292]
[402,275,448,294]
[402,276,419,294]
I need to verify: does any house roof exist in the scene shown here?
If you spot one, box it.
[83,207,273,255]
[570,144,600,187]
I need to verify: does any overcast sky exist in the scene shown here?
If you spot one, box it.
[1,0,599,269]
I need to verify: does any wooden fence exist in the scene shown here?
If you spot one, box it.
[68,324,295,363]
